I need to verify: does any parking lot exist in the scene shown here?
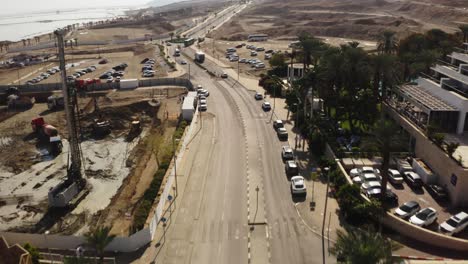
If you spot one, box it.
[348,163,468,239]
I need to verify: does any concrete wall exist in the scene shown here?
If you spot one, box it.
[0,228,151,253]
[385,104,468,207]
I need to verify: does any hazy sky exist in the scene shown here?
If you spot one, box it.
[0,0,151,15]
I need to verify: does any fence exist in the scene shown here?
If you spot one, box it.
[0,77,194,95]
[149,106,199,240]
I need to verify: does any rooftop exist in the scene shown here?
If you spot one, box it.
[397,84,457,112]
[432,65,468,86]
[449,52,468,64]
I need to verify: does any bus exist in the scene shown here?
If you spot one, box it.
[184,38,196,47]
[248,34,268,42]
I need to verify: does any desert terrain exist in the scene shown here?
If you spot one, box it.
[209,0,468,42]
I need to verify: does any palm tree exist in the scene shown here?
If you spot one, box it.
[331,228,394,264]
[459,25,468,43]
[364,118,405,202]
[378,30,398,55]
[85,226,115,263]
[371,54,400,102]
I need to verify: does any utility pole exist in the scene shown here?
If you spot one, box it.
[294,103,299,151]
[237,60,240,81]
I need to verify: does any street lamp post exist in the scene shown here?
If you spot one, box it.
[44,230,53,264]
[293,103,299,151]
[321,167,330,264]
[188,63,191,81]
[172,138,181,197]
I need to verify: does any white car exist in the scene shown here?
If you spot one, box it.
[282,146,294,161]
[352,173,380,185]
[388,169,404,184]
[250,51,257,56]
[291,176,306,195]
[255,63,266,69]
[360,181,382,196]
[254,92,263,100]
[262,102,271,111]
[409,208,438,227]
[240,58,247,63]
[180,60,187,65]
[394,201,421,219]
[199,103,207,111]
[439,211,468,236]
[350,166,379,178]
[199,99,207,105]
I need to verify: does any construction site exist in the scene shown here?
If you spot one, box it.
[0,30,188,237]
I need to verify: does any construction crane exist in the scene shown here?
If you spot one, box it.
[48,30,87,208]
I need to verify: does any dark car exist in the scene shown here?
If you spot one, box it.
[383,190,398,205]
[427,184,448,201]
[285,160,299,176]
[98,58,108,64]
[141,58,150,64]
[273,120,284,130]
[277,128,288,141]
[99,73,111,79]
[404,172,423,189]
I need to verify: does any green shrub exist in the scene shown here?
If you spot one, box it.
[432,133,445,147]
[23,243,40,264]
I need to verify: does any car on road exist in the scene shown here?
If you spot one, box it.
[285,160,299,176]
[262,102,271,111]
[409,207,437,227]
[439,211,468,236]
[221,72,228,78]
[395,201,421,219]
[388,169,404,184]
[273,119,284,130]
[180,60,187,65]
[254,92,263,100]
[427,184,449,201]
[277,127,288,141]
[291,176,306,195]
[166,42,172,46]
[404,171,423,189]
[281,146,294,161]
[199,103,207,111]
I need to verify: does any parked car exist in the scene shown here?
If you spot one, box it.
[277,128,288,141]
[404,171,423,189]
[360,181,382,197]
[250,51,257,56]
[273,120,284,130]
[383,190,399,205]
[235,44,243,48]
[350,166,379,178]
[265,54,272,60]
[262,102,271,111]
[98,58,108,64]
[255,63,266,69]
[427,184,449,201]
[106,76,113,83]
[199,99,207,105]
[221,72,228,78]
[265,49,274,54]
[352,173,380,185]
[439,211,468,236]
[285,160,299,176]
[240,58,247,63]
[115,76,121,82]
[290,176,306,195]
[281,146,294,161]
[199,103,207,111]
[254,92,263,100]
[256,47,265,51]
[395,201,421,219]
[388,169,404,184]
[409,207,438,227]
[143,72,154,77]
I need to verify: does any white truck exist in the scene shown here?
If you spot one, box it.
[195,51,205,63]
[119,79,139,90]
[182,92,198,121]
